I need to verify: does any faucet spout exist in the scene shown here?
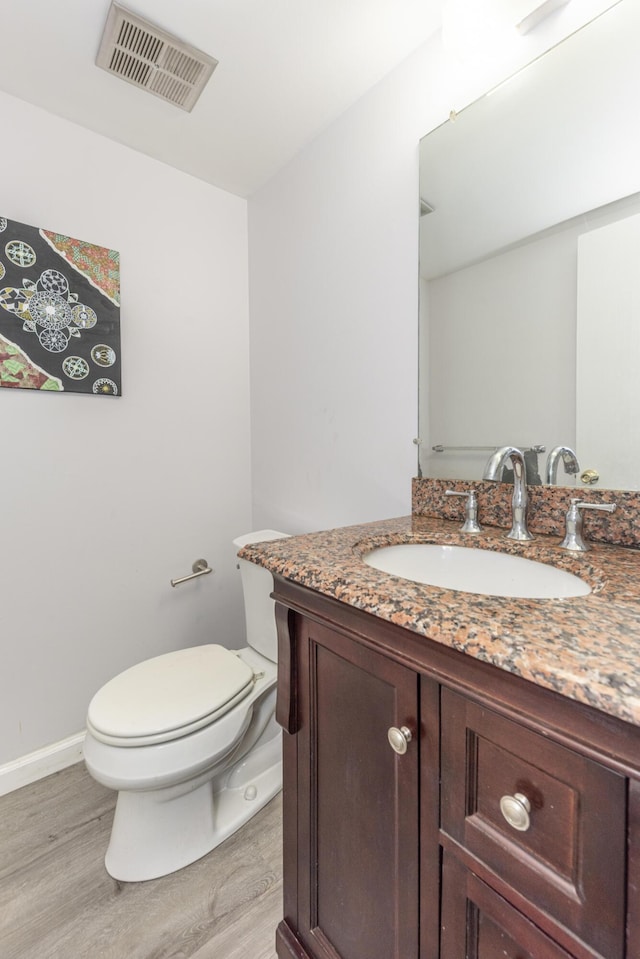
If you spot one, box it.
[483,446,534,541]
[545,446,580,485]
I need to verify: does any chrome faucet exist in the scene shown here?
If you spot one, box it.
[483,446,534,541]
[545,446,580,485]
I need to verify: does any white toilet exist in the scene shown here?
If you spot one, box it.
[83,529,289,882]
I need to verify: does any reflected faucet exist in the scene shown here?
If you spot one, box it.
[483,446,534,541]
[545,446,580,485]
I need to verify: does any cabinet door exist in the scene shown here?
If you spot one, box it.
[295,616,419,959]
[441,851,575,959]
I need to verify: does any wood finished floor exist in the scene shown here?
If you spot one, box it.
[0,763,282,959]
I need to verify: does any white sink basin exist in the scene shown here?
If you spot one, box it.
[362,544,591,599]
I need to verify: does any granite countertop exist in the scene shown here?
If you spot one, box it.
[240,515,640,727]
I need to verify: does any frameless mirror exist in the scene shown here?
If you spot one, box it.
[418,0,640,490]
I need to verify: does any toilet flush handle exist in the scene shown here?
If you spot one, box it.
[170,559,213,587]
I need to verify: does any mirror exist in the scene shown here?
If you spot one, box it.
[418,0,640,490]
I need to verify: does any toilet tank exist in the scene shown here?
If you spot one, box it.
[233,530,290,662]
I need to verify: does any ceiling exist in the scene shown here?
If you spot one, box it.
[0,0,445,198]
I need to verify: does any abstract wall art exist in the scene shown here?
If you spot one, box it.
[0,215,121,395]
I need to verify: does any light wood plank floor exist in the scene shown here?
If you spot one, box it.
[0,763,282,959]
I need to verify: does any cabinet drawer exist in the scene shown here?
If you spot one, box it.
[441,850,575,959]
[440,687,626,958]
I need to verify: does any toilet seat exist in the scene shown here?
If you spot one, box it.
[87,645,256,747]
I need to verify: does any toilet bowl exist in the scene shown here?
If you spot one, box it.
[83,529,289,882]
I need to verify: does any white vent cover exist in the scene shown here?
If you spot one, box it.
[96,2,218,112]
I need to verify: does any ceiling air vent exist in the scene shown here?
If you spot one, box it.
[96,2,218,112]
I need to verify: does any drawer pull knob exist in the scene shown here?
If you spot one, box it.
[499,792,531,831]
[388,725,412,755]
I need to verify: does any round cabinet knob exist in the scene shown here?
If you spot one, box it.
[387,725,412,755]
[499,792,531,832]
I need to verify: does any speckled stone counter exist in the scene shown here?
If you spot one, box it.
[240,514,640,727]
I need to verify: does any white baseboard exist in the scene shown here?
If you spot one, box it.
[0,732,86,797]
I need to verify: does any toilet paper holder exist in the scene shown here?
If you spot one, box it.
[170,559,213,588]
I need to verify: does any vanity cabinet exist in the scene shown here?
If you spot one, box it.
[273,579,640,959]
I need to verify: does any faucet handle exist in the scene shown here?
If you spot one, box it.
[445,489,482,534]
[559,498,617,552]
[573,499,617,514]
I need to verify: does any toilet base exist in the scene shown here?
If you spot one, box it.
[104,736,282,882]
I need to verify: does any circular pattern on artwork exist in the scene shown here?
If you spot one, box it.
[28,291,73,330]
[91,344,116,367]
[5,240,36,268]
[62,356,90,380]
[39,269,69,295]
[93,377,118,395]
[71,304,97,329]
[39,327,69,353]
[0,218,7,232]
[0,262,5,281]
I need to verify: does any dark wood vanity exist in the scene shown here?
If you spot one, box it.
[272,576,639,959]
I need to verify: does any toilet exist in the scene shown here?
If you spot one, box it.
[83,530,289,882]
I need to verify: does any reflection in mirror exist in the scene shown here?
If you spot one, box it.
[418,0,640,490]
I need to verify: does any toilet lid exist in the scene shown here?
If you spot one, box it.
[87,645,255,743]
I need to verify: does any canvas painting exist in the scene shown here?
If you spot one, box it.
[0,215,121,395]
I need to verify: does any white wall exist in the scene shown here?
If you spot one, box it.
[0,91,252,767]
[577,211,640,489]
[247,45,434,534]
[421,193,640,486]
[247,1,619,534]
[425,228,578,482]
